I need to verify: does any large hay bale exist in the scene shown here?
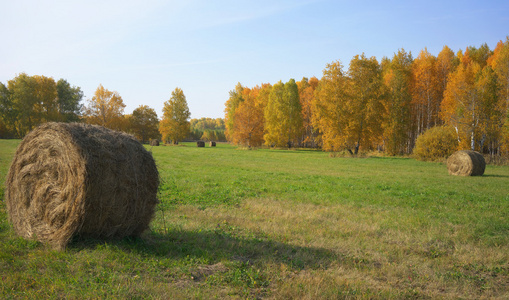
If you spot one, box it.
[209,141,216,147]
[197,141,205,147]
[5,122,159,249]
[150,139,160,146]
[447,150,486,176]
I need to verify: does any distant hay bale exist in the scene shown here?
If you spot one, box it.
[5,122,159,249]
[209,141,216,147]
[150,139,160,146]
[197,141,205,147]
[447,150,486,176]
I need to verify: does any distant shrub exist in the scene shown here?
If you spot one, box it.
[413,126,459,161]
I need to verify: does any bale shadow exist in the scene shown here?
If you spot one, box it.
[68,228,353,271]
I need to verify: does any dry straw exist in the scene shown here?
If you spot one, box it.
[446,150,486,176]
[5,122,159,249]
[197,141,205,147]
[150,139,160,146]
[209,141,216,147]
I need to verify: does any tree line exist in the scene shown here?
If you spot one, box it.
[224,37,509,157]
[0,75,225,143]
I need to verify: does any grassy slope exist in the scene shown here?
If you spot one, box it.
[1,140,508,299]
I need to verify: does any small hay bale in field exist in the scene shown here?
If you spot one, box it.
[150,139,160,146]
[197,141,205,147]
[209,141,216,147]
[447,150,486,176]
[5,122,159,249]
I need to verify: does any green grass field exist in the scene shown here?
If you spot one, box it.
[1,140,508,299]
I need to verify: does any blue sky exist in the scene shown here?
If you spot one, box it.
[1,0,508,119]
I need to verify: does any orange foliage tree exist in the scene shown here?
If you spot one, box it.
[232,84,270,147]
[440,47,506,152]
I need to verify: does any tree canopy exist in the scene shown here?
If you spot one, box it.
[159,87,191,144]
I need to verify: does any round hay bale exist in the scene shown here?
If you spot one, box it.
[197,141,205,147]
[5,122,159,249]
[446,150,486,176]
[209,141,216,147]
[150,139,160,146]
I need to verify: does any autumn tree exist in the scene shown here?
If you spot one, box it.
[382,49,414,155]
[488,37,509,105]
[232,84,268,147]
[130,105,160,143]
[159,87,191,144]
[264,79,302,147]
[312,61,349,151]
[488,37,509,154]
[224,83,244,142]
[0,74,84,137]
[411,48,440,137]
[5,74,39,136]
[83,84,126,131]
[298,77,319,147]
[33,75,59,123]
[345,54,385,154]
[435,45,458,111]
[440,47,505,152]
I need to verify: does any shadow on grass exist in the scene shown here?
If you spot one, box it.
[483,174,509,178]
[68,228,363,271]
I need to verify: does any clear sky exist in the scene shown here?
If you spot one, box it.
[1,0,508,119]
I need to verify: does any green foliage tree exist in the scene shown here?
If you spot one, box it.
[56,79,83,122]
[0,74,84,137]
[189,117,226,141]
[130,105,160,143]
[264,79,303,147]
[159,87,191,144]
[6,73,39,136]
[0,82,15,137]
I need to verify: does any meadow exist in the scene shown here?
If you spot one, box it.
[0,139,508,299]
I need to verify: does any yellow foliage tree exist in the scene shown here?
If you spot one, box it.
[298,77,319,147]
[264,79,302,147]
[346,54,385,154]
[84,84,126,131]
[224,83,244,142]
[312,61,349,151]
[159,87,191,144]
[411,48,440,136]
[382,49,413,155]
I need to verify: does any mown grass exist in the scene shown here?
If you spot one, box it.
[1,140,508,299]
